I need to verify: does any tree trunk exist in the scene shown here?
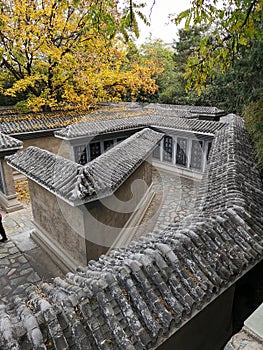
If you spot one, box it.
[41,105,52,112]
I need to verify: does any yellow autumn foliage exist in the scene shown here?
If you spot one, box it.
[0,0,159,111]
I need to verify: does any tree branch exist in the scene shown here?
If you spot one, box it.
[1,58,23,80]
[242,0,258,28]
[149,0,156,20]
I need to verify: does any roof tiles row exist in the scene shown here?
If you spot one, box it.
[56,115,224,139]
[0,133,23,151]
[0,102,225,135]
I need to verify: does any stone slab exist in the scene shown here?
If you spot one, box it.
[10,230,38,252]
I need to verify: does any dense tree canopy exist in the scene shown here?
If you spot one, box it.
[138,38,176,103]
[139,27,217,106]
[174,0,263,173]
[174,0,262,93]
[0,0,158,111]
[243,97,263,170]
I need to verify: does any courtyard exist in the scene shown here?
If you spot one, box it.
[0,169,199,303]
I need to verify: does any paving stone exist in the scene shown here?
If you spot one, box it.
[20,268,35,276]
[137,170,199,235]
[0,268,9,276]
[4,219,17,229]
[0,246,9,254]
[9,247,19,254]
[25,223,35,229]
[2,285,12,295]
[0,258,10,266]
[7,268,16,276]
[0,252,10,259]
[0,279,7,288]
[10,276,29,287]
[11,262,20,268]
[12,284,28,296]
[9,253,21,260]
[17,256,27,264]
[4,241,16,247]
[224,328,263,350]
[10,231,37,252]
[27,271,41,283]
[17,262,31,272]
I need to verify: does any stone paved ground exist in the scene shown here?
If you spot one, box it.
[135,168,200,238]
[0,239,40,302]
[0,204,64,303]
[0,170,199,303]
[152,169,199,231]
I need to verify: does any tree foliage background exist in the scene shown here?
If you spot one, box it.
[173,0,263,173]
[0,0,159,111]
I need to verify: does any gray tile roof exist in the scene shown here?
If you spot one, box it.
[1,115,262,350]
[0,105,167,135]
[0,112,82,135]
[98,102,143,109]
[147,103,225,116]
[6,146,81,202]
[99,102,226,117]
[55,115,224,139]
[98,102,192,118]
[0,103,225,135]
[6,128,164,205]
[0,133,23,152]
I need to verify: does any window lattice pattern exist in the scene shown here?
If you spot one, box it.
[89,142,101,161]
[153,143,161,160]
[74,146,87,165]
[163,136,173,162]
[190,140,203,170]
[104,140,114,152]
[176,138,187,166]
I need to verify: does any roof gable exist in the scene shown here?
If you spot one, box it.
[0,133,23,152]
[6,128,164,205]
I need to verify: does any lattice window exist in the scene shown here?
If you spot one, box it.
[190,140,203,170]
[163,136,173,162]
[74,145,87,165]
[90,142,101,160]
[104,139,114,152]
[176,138,187,166]
[153,143,161,160]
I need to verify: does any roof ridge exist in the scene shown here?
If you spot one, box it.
[6,129,164,205]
